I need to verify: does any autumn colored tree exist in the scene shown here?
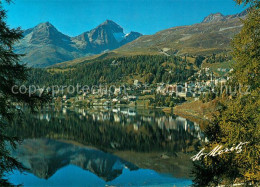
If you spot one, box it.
[192,0,260,186]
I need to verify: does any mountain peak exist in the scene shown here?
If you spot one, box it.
[103,19,117,25]
[124,31,142,39]
[120,31,142,45]
[90,20,124,40]
[202,13,225,23]
[32,21,60,37]
[98,20,123,30]
[28,21,70,46]
[33,22,59,34]
[36,21,55,28]
[17,19,142,67]
[202,9,247,23]
[128,31,142,35]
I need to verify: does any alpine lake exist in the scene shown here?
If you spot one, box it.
[5,106,206,187]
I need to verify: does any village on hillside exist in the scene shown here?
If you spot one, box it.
[57,67,231,108]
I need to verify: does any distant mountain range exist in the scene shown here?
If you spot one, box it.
[16,10,247,68]
[15,20,142,67]
[115,10,247,56]
[53,9,247,68]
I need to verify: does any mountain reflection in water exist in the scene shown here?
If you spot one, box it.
[10,139,138,181]
[6,107,204,186]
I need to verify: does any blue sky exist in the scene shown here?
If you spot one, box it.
[4,0,246,36]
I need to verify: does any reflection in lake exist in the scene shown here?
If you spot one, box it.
[10,139,138,181]
[5,107,205,186]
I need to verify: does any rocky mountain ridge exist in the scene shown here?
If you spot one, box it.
[15,20,142,67]
[114,9,247,57]
[202,9,247,23]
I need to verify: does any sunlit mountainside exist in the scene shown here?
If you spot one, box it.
[51,10,246,68]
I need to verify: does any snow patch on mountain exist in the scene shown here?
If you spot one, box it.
[124,33,130,37]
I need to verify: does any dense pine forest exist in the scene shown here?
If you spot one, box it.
[27,55,196,86]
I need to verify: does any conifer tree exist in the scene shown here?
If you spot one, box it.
[0,1,49,185]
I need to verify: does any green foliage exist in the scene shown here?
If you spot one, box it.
[205,54,230,64]
[169,101,175,107]
[0,1,26,184]
[152,94,184,107]
[0,1,49,185]
[193,93,260,186]
[232,7,260,91]
[235,0,260,7]
[193,1,260,186]
[200,91,216,103]
[28,55,196,87]
[195,55,205,67]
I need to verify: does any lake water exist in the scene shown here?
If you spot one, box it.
[5,107,205,186]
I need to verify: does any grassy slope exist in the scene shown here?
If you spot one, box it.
[202,60,235,76]
[173,100,220,127]
[116,19,243,56]
[49,17,243,68]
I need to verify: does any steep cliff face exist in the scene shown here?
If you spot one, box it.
[72,20,142,54]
